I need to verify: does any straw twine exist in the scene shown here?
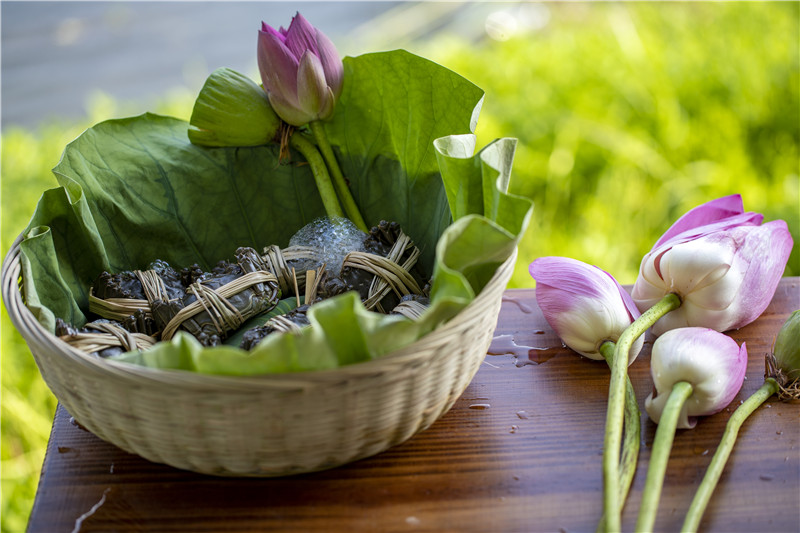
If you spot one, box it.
[160,271,278,341]
[262,244,319,295]
[90,269,279,342]
[58,321,157,355]
[342,231,423,313]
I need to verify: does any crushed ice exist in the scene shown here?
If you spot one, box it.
[289,216,367,277]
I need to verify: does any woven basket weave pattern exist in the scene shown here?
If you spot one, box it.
[2,237,515,476]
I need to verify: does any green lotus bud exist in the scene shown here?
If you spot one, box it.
[188,68,281,147]
[773,310,800,379]
[768,309,800,400]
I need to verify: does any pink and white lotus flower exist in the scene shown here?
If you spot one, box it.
[645,327,747,428]
[529,256,643,363]
[632,195,793,336]
[257,13,343,126]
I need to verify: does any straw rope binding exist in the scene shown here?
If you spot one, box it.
[342,229,422,313]
[262,244,319,295]
[57,320,157,356]
[160,271,278,341]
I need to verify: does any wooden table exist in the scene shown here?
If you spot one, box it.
[28,279,799,532]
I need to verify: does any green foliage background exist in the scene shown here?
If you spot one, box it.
[1,3,797,531]
[423,2,798,288]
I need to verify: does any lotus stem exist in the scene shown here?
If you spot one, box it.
[603,292,681,532]
[680,378,780,532]
[309,120,368,232]
[596,340,642,533]
[635,380,694,533]
[289,133,345,219]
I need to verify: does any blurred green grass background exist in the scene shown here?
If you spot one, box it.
[1,3,797,531]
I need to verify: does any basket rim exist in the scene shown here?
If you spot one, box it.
[2,232,516,390]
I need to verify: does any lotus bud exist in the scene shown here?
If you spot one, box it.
[645,327,747,428]
[188,68,281,147]
[529,257,643,364]
[257,13,343,126]
[769,310,800,399]
[632,194,793,336]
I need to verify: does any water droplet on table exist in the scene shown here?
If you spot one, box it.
[528,348,558,364]
[469,403,491,410]
[69,416,89,432]
[502,295,535,314]
[488,334,534,358]
[516,410,529,419]
[489,334,559,365]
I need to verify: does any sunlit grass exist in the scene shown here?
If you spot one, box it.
[422,2,799,286]
[1,3,797,531]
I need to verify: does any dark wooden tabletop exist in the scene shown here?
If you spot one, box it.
[28,279,799,532]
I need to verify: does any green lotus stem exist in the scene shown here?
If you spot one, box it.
[635,380,694,533]
[603,293,681,532]
[596,340,642,533]
[289,133,345,219]
[309,120,368,232]
[680,378,780,533]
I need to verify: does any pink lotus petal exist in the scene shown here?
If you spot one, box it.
[296,51,329,120]
[257,29,300,104]
[656,211,763,251]
[605,270,641,322]
[283,13,320,61]
[653,195,745,249]
[314,28,344,98]
[530,257,606,302]
[722,220,793,330]
[261,21,286,43]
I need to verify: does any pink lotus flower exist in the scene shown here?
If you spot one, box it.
[257,13,343,126]
[645,327,747,428]
[632,195,793,336]
[529,257,643,363]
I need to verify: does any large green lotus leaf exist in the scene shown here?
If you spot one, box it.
[16,50,532,375]
[323,51,486,272]
[430,136,533,305]
[19,183,110,329]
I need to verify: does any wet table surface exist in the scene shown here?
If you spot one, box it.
[28,279,799,532]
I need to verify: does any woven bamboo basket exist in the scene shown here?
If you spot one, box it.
[2,235,516,476]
